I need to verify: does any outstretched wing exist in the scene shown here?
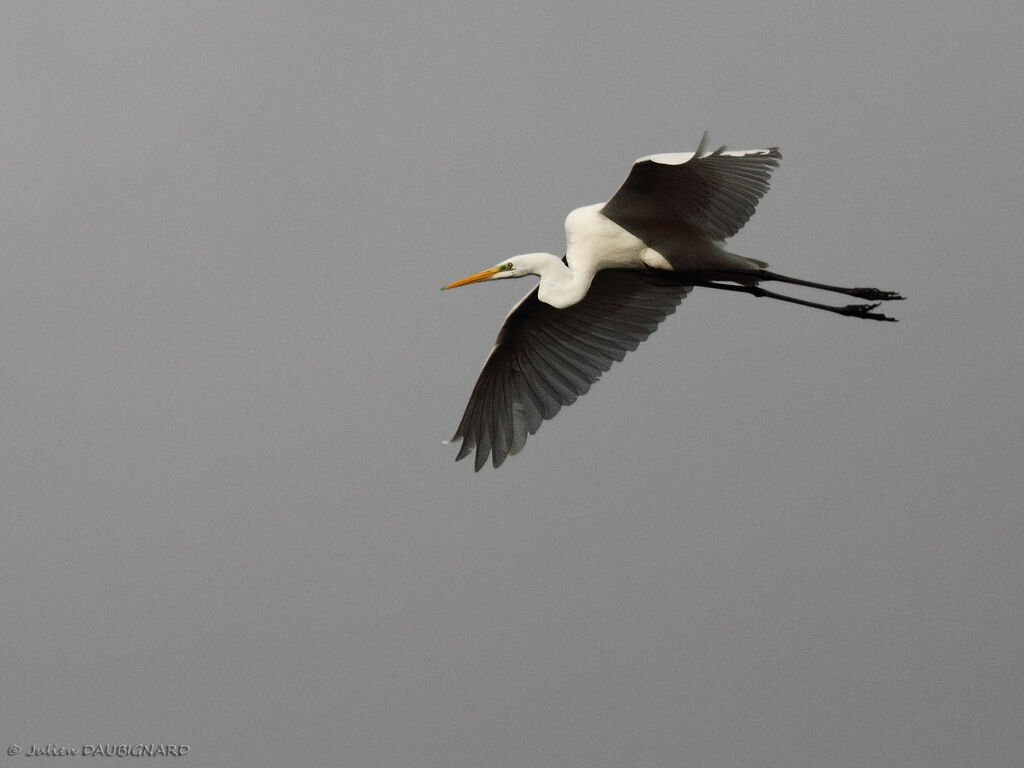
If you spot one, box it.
[449,270,693,470]
[600,139,781,247]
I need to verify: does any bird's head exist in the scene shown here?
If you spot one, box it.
[442,253,556,290]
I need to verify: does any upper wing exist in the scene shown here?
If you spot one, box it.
[449,270,693,470]
[600,140,781,245]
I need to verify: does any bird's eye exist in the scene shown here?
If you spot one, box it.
[504,262,514,270]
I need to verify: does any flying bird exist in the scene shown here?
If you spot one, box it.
[442,134,903,470]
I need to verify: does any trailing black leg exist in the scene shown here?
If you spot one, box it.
[692,281,899,321]
[757,270,905,301]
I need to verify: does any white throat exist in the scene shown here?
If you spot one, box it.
[518,253,594,308]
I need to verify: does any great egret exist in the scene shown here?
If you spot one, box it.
[442,134,903,470]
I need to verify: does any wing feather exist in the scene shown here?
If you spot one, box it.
[449,270,692,469]
[600,141,781,246]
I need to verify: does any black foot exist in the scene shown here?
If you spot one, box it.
[850,287,905,301]
[840,303,898,321]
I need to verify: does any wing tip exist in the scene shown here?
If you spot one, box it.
[447,433,494,471]
[694,130,710,157]
[637,142,781,168]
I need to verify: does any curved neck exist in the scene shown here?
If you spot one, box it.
[525,253,595,309]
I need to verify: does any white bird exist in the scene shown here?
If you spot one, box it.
[442,134,903,470]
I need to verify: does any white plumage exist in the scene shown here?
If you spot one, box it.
[443,134,903,470]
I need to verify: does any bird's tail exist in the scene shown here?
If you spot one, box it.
[725,253,769,285]
[685,253,769,286]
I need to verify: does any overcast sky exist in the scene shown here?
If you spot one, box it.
[2,2,1022,766]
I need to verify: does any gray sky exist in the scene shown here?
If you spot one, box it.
[2,2,1022,766]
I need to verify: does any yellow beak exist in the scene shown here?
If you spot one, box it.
[441,265,501,290]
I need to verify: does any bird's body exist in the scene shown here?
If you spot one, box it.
[565,203,764,293]
[443,135,903,470]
